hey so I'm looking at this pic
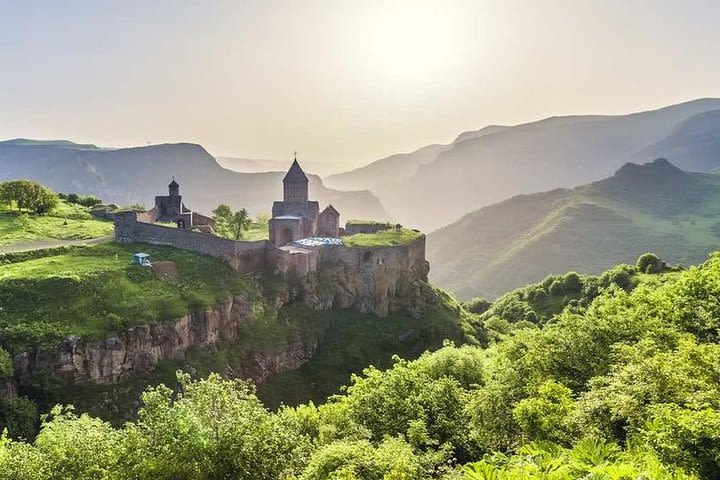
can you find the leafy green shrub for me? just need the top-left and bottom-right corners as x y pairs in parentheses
(0, 348), (12, 378)
(599, 264), (637, 290)
(637, 252), (660, 273)
(548, 279), (564, 296)
(641, 404), (720, 478)
(300, 438), (428, 480)
(563, 272), (583, 293)
(0, 397), (38, 440)
(464, 297), (491, 315)
(513, 379), (576, 444)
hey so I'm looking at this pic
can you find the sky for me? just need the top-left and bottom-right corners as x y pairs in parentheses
(1, 0), (720, 171)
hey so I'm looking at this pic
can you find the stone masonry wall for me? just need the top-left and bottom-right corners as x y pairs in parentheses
(115, 211), (267, 272)
(344, 222), (392, 235)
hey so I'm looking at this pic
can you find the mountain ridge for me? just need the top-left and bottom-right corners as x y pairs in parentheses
(0, 140), (388, 221)
(327, 98), (720, 231)
(427, 158), (720, 299)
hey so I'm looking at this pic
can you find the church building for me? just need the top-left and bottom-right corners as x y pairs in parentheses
(151, 179), (215, 231)
(269, 159), (340, 246)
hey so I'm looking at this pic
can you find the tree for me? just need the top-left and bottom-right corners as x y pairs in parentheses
(213, 204), (252, 240)
(637, 252), (661, 273)
(464, 297), (492, 315)
(0, 180), (58, 214)
(563, 272), (583, 293)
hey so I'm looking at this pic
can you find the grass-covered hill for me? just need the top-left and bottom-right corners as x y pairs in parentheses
(428, 158), (720, 300)
(2, 252), (720, 479)
(0, 243), (254, 353)
(0, 199), (113, 250)
(0, 139), (388, 221)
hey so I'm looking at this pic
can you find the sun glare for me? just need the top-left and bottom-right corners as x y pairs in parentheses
(345, 3), (472, 93)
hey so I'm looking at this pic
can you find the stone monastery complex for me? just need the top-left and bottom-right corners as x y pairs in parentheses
(114, 160), (429, 317)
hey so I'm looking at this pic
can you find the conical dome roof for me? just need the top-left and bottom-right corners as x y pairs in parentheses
(283, 159), (309, 183)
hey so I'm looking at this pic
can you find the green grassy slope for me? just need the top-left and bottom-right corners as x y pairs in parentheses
(428, 159), (720, 299)
(0, 243), (255, 352)
(0, 201), (114, 246)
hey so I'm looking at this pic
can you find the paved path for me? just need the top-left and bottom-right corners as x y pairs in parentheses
(0, 235), (114, 254)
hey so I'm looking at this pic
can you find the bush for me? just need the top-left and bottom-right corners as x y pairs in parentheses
(0, 348), (12, 378)
(636, 253), (660, 273)
(0, 180), (59, 214)
(563, 272), (583, 293)
(464, 297), (491, 315)
(62, 193), (103, 208)
(548, 280), (564, 296)
(0, 397), (38, 440)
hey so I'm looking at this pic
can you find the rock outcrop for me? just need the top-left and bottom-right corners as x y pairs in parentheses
(9, 238), (435, 391)
(300, 236), (436, 318)
(13, 294), (318, 386)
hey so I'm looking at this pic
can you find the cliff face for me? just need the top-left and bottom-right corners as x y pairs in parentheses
(300, 237), (436, 318)
(13, 294), (318, 387)
(9, 238), (435, 391)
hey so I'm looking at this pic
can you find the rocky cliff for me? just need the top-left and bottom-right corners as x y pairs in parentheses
(300, 237), (435, 318)
(8, 238), (435, 396)
(13, 292), (318, 387)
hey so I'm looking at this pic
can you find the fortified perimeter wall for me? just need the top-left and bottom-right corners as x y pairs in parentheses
(114, 211), (267, 273)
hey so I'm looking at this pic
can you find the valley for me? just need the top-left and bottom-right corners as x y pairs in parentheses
(2, 101), (720, 480)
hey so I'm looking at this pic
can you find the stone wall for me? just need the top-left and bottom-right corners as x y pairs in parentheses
(270, 246), (320, 278)
(115, 211), (267, 273)
(344, 222), (392, 235)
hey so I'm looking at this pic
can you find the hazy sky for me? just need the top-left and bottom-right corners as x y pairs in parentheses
(1, 0), (719, 169)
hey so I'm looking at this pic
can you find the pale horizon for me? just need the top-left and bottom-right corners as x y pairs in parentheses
(2, 0), (720, 169)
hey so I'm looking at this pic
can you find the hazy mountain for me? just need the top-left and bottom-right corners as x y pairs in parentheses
(329, 98), (720, 231)
(427, 159), (720, 300)
(324, 124), (513, 193)
(324, 144), (449, 191)
(217, 156), (353, 177)
(0, 139), (388, 221)
(638, 109), (720, 173)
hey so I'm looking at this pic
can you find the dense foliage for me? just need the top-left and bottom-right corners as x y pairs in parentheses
(57, 192), (103, 208)
(212, 203), (253, 240)
(0, 180), (58, 214)
(2, 252), (720, 478)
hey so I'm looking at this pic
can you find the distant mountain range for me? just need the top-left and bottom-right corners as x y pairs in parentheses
(325, 98), (720, 231)
(217, 156), (353, 177)
(0, 139), (387, 221)
(427, 158), (720, 300)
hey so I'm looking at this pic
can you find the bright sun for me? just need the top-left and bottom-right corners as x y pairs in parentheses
(344, 2), (473, 93)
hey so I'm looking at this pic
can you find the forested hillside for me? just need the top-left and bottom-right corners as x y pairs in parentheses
(428, 158), (720, 299)
(2, 252), (719, 479)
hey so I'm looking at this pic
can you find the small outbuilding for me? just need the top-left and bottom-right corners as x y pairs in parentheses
(133, 253), (151, 266)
